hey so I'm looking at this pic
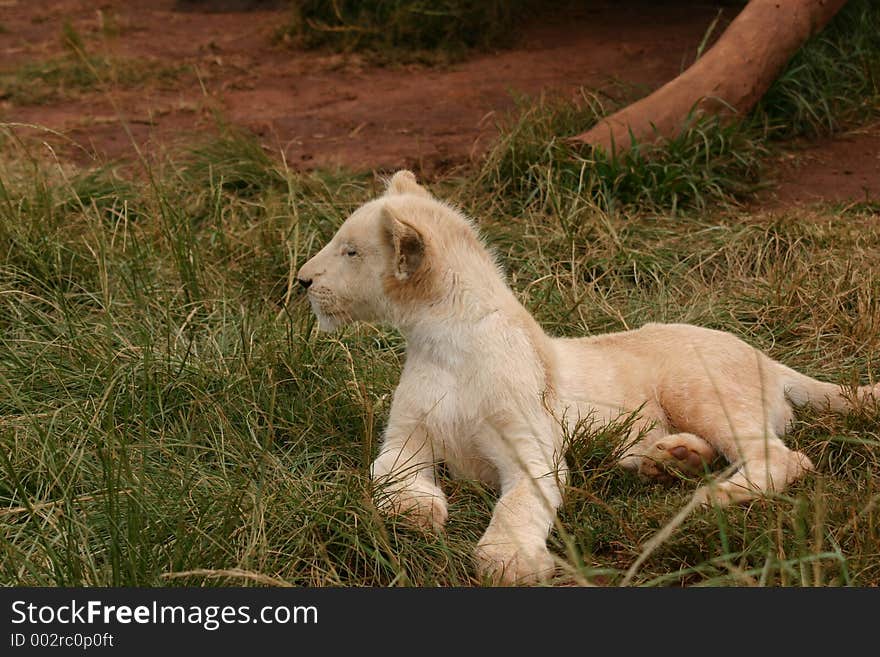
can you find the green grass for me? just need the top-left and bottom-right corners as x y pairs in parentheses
(477, 90), (769, 213)
(1, 126), (878, 587)
(280, 0), (536, 63)
(1, 0), (878, 588)
(756, 0), (880, 137)
(474, 0), (880, 214)
(0, 21), (181, 105)
(0, 55), (181, 105)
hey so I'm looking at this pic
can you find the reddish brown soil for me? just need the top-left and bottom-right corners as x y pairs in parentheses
(1, 0), (877, 207)
(762, 124), (880, 207)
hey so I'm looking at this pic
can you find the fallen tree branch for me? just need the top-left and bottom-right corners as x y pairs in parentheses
(571, 0), (849, 154)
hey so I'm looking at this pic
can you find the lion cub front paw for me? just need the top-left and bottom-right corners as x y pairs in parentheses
(474, 538), (555, 586)
(374, 487), (448, 532)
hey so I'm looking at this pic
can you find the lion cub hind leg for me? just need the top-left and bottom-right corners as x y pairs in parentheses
(658, 360), (814, 505)
(619, 431), (717, 481)
(694, 438), (814, 506)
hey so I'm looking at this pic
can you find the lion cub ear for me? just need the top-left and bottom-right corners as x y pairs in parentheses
(384, 170), (431, 198)
(381, 205), (425, 280)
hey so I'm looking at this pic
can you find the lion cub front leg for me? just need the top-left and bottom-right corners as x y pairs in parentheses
(370, 421), (448, 532)
(474, 417), (565, 585)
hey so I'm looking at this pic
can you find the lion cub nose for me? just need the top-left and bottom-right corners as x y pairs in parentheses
(297, 277), (313, 290)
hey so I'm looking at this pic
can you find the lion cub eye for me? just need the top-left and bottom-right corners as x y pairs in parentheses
(344, 248), (358, 257)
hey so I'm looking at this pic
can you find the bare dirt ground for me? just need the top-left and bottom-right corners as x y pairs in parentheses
(1, 0), (878, 206)
(762, 123), (880, 207)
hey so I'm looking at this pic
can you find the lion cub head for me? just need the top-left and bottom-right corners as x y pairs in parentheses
(296, 170), (447, 331)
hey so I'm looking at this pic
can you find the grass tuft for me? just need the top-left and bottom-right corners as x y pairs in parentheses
(280, 0), (535, 63)
(177, 130), (287, 198)
(477, 90), (767, 214)
(0, 21), (180, 105)
(0, 56), (181, 105)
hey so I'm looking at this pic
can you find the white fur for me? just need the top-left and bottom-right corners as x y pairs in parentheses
(297, 171), (879, 584)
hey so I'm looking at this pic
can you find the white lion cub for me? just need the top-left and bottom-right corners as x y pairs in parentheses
(296, 170), (878, 584)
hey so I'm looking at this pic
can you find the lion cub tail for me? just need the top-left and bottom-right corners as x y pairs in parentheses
(776, 362), (879, 413)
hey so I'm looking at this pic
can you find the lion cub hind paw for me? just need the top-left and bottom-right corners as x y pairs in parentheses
(639, 433), (717, 480)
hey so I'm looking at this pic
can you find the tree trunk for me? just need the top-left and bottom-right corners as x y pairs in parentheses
(571, 0), (849, 154)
